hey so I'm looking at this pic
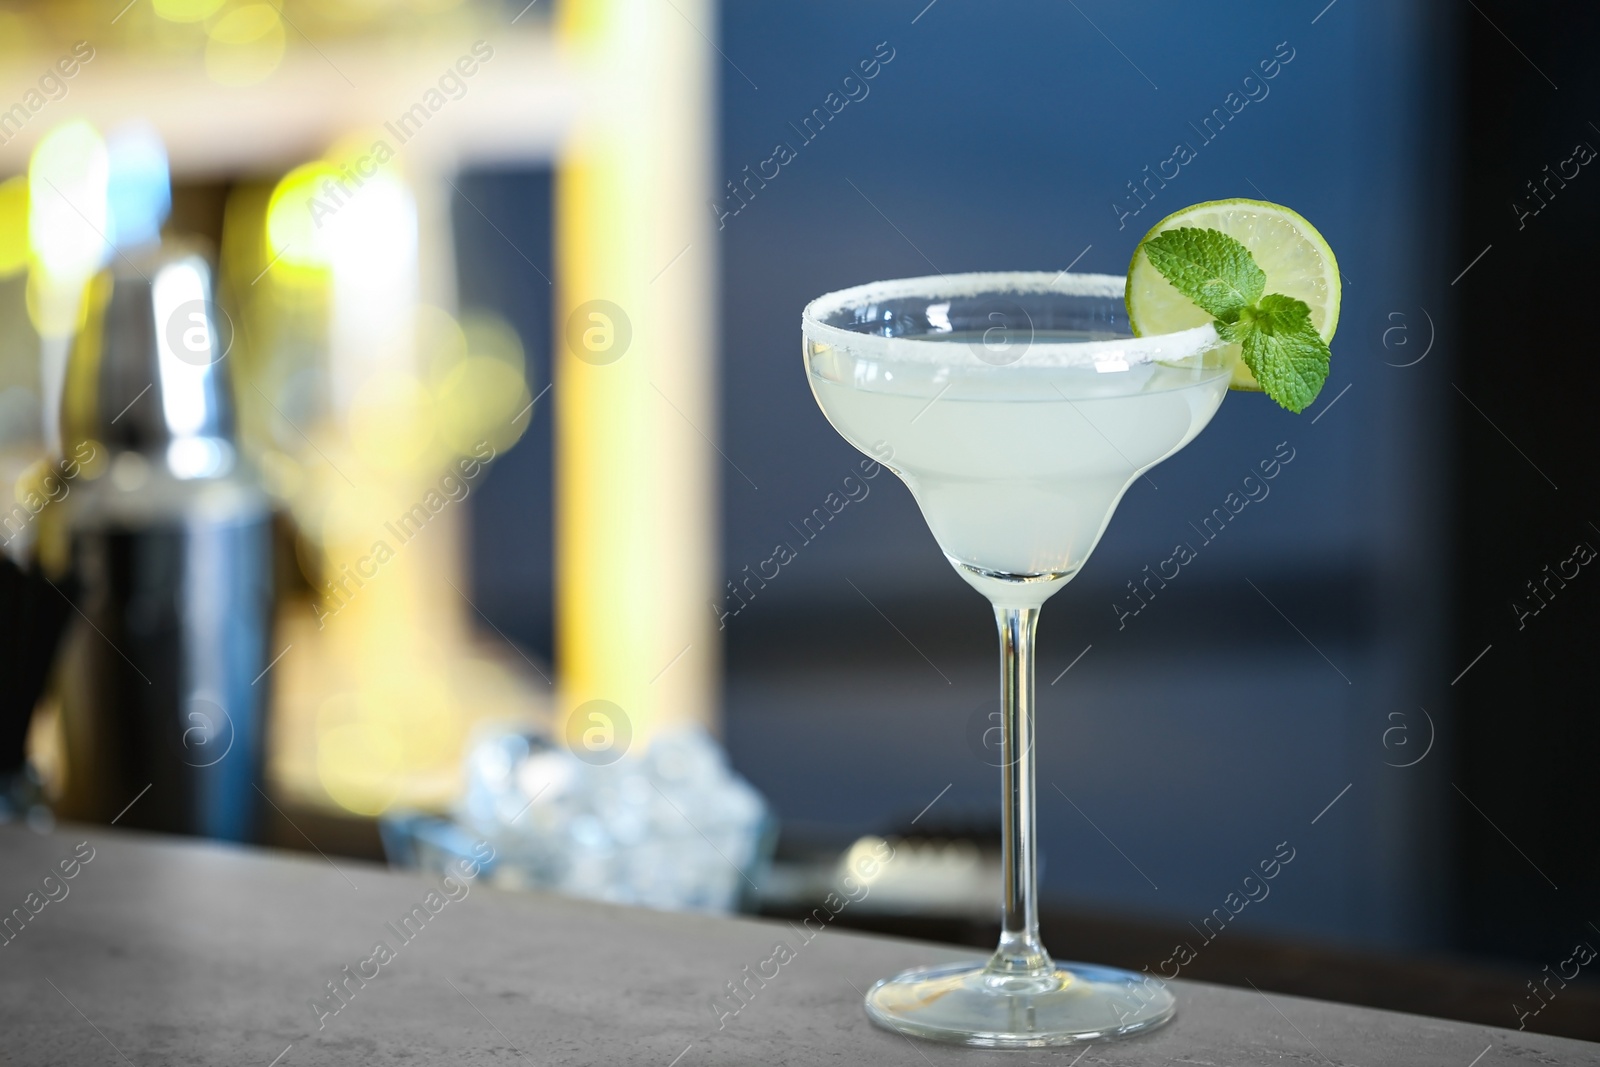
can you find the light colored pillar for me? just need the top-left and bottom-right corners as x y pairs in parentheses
(555, 0), (720, 743)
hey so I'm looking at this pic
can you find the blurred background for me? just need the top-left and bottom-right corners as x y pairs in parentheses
(0, 0), (1595, 1041)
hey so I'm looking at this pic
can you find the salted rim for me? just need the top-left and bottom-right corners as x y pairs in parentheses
(801, 271), (1223, 368)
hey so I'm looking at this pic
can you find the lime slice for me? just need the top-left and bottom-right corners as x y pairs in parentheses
(1125, 198), (1340, 391)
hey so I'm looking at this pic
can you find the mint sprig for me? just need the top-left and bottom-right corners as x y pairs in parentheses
(1141, 227), (1329, 413)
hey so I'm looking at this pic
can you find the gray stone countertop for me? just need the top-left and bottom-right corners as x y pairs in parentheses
(0, 823), (1593, 1066)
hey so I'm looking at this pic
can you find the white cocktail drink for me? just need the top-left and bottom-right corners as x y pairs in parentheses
(806, 274), (1227, 606)
(810, 351), (1227, 602)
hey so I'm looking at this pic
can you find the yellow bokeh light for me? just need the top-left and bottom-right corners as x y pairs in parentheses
(205, 4), (286, 87)
(152, 0), (227, 22)
(13, 459), (55, 508)
(365, 673), (455, 764)
(25, 269), (92, 337)
(317, 481), (404, 550)
(349, 369), (436, 471)
(29, 120), (108, 283)
(316, 720), (402, 815)
(435, 357), (531, 455)
(325, 170), (415, 275)
(416, 304), (468, 387)
(265, 161), (342, 269)
(267, 158), (416, 281)
(434, 311), (535, 453)
(461, 311), (527, 378)
(0, 177), (27, 277)
(209, 3), (283, 46)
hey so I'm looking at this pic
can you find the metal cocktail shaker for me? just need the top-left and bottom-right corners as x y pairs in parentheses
(55, 242), (274, 841)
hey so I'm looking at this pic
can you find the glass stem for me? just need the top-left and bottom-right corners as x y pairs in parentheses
(986, 604), (1054, 978)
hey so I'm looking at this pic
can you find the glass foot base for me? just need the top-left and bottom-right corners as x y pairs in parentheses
(863, 960), (1176, 1048)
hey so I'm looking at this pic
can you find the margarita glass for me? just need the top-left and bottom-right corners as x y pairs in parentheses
(801, 272), (1231, 1047)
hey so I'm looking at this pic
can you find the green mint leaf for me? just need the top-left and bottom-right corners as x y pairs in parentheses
(1140, 227), (1266, 321)
(1219, 293), (1330, 413)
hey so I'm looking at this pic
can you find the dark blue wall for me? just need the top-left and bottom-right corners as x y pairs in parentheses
(711, 0), (1454, 952)
(466, 0), (1459, 953)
